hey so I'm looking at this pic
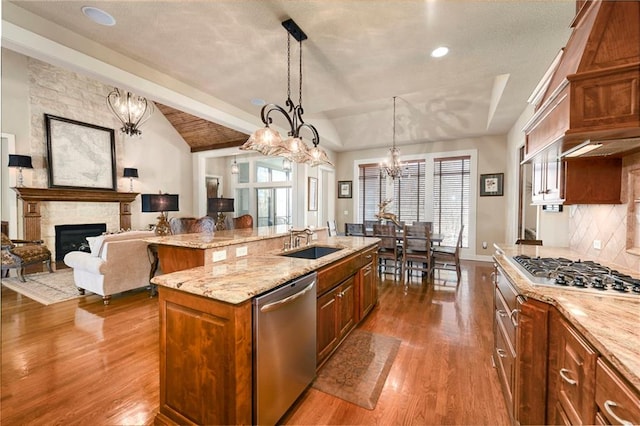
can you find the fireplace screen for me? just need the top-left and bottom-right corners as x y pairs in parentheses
(55, 223), (107, 261)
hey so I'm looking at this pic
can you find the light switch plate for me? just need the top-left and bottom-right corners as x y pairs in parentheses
(236, 246), (248, 257)
(593, 240), (602, 250)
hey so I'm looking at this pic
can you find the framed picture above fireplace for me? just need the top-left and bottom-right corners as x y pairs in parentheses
(45, 114), (116, 190)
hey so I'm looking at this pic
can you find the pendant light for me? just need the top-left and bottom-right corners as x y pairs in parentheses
(106, 88), (154, 137)
(231, 156), (239, 175)
(241, 19), (332, 167)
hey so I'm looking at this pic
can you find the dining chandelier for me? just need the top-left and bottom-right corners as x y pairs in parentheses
(240, 19), (332, 167)
(380, 96), (404, 180)
(106, 88), (154, 137)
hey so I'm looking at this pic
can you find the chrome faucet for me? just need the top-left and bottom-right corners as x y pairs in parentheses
(286, 227), (315, 250)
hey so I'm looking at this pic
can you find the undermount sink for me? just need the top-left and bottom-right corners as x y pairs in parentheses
(279, 245), (342, 259)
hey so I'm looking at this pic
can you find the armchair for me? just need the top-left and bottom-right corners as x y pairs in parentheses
(1, 233), (53, 282)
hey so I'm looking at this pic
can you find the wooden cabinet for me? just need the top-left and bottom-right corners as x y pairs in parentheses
(156, 287), (252, 426)
(547, 309), (598, 425)
(530, 153), (622, 205)
(493, 264), (519, 421)
(531, 152), (561, 204)
(595, 359), (640, 425)
(316, 245), (378, 368)
(317, 274), (356, 366)
(515, 298), (549, 425)
(357, 247), (377, 322)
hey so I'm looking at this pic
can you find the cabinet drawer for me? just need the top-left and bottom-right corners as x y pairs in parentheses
(317, 253), (359, 295)
(495, 286), (516, 347)
(495, 317), (516, 419)
(359, 246), (377, 268)
(595, 359), (640, 425)
(556, 317), (597, 425)
(495, 266), (518, 313)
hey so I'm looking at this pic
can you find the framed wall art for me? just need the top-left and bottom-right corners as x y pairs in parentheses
(308, 177), (318, 211)
(480, 173), (504, 196)
(45, 114), (116, 190)
(338, 180), (352, 199)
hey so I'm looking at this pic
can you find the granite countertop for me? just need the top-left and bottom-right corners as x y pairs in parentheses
(493, 243), (640, 392)
(145, 224), (295, 249)
(151, 235), (379, 305)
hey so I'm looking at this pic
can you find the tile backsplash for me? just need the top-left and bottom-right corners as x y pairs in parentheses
(568, 154), (640, 273)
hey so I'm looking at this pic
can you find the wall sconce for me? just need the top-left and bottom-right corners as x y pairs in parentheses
(207, 197), (234, 231)
(142, 193), (179, 236)
(123, 167), (138, 192)
(8, 154), (33, 187)
(231, 157), (239, 175)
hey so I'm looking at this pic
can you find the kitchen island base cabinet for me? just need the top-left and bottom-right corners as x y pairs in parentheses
(316, 276), (355, 366)
(547, 309), (597, 426)
(155, 287), (252, 426)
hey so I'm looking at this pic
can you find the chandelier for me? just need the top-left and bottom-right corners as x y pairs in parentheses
(107, 88), (154, 137)
(240, 19), (332, 167)
(380, 96), (404, 180)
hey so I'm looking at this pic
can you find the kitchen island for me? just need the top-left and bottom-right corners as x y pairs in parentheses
(149, 227), (380, 425)
(492, 244), (639, 425)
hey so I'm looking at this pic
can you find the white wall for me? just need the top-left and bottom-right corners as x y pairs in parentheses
(0, 49), (193, 234)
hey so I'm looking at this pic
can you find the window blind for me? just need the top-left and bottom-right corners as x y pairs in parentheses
(433, 156), (470, 247)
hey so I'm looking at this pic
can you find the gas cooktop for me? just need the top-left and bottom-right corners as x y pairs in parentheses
(511, 255), (640, 298)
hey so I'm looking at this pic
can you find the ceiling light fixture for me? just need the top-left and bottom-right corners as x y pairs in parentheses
(106, 88), (154, 137)
(240, 19), (332, 167)
(380, 96), (404, 180)
(81, 6), (116, 26)
(231, 156), (239, 175)
(431, 46), (449, 58)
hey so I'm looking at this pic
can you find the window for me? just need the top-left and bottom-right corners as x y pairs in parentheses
(432, 156), (470, 247)
(357, 160), (425, 223)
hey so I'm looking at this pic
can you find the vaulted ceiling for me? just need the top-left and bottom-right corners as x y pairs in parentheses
(3, 1), (575, 153)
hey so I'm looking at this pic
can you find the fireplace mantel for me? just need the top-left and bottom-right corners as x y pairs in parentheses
(12, 187), (139, 241)
(13, 187), (138, 203)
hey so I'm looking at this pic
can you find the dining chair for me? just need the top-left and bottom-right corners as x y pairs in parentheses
(345, 223), (365, 236)
(233, 214), (254, 229)
(431, 225), (464, 282)
(412, 221), (432, 232)
(373, 224), (401, 278)
(402, 224), (431, 282)
(327, 220), (338, 236)
(364, 220), (379, 236)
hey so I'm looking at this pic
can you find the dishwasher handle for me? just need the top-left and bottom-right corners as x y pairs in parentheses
(260, 281), (315, 313)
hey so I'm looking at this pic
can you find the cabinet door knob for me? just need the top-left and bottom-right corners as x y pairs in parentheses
(559, 368), (577, 385)
(604, 400), (633, 426)
(496, 348), (507, 358)
(497, 310), (507, 318)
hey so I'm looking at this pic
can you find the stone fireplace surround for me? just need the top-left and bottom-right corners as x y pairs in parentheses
(13, 187), (138, 261)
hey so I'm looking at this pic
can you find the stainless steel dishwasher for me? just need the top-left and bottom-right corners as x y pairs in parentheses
(253, 272), (317, 426)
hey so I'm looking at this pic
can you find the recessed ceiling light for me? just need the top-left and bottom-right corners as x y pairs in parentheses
(251, 98), (266, 106)
(81, 6), (116, 26)
(431, 46), (449, 58)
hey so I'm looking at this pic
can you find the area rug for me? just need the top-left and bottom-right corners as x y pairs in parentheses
(1, 269), (83, 305)
(312, 329), (401, 410)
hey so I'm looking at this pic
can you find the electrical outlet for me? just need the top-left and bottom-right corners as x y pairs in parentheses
(212, 250), (227, 262)
(235, 246), (247, 257)
(482, 241), (488, 249)
(343, 210), (349, 216)
(593, 240), (602, 250)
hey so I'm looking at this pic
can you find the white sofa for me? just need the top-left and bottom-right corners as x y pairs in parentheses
(64, 230), (155, 305)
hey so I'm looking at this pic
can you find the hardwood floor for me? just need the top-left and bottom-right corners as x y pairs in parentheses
(1, 261), (509, 425)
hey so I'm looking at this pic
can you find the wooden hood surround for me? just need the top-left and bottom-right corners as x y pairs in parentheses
(12, 187), (138, 242)
(523, 0), (640, 161)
